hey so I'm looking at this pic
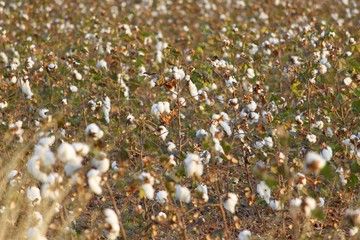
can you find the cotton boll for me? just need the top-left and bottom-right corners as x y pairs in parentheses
(184, 153), (203, 177)
(238, 230), (251, 240)
(85, 123), (104, 141)
(213, 138), (225, 155)
(158, 126), (168, 141)
(173, 67), (185, 80)
(306, 134), (317, 143)
(28, 227), (47, 240)
(349, 227), (359, 237)
(27, 186), (42, 206)
(166, 141), (176, 153)
(246, 68), (255, 79)
(270, 200), (282, 211)
(196, 184), (209, 202)
(19, 78), (34, 99)
(321, 146), (333, 161)
(141, 183), (155, 200)
(72, 142), (90, 156)
(57, 142), (76, 163)
(87, 169), (102, 195)
(264, 137), (273, 148)
(343, 77), (352, 86)
(319, 64), (327, 74)
(302, 197), (317, 217)
(294, 173), (307, 190)
(175, 184), (191, 203)
(156, 212), (167, 221)
(70, 85), (78, 93)
(155, 190), (168, 204)
(102, 96), (111, 124)
(257, 181), (271, 204)
(91, 153), (110, 174)
(72, 70), (82, 80)
(96, 59), (108, 70)
(188, 80), (199, 100)
(219, 120), (232, 136)
(305, 151), (326, 172)
(103, 209), (120, 240)
(0, 101), (8, 110)
(317, 197), (325, 207)
(223, 193), (238, 213)
(254, 140), (265, 149)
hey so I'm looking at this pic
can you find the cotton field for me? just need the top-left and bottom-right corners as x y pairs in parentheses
(0, 0), (359, 239)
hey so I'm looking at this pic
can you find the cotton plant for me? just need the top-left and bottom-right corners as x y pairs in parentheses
(139, 172), (155, 200)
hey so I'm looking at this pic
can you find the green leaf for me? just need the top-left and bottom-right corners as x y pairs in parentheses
(320, 164), (335, 180)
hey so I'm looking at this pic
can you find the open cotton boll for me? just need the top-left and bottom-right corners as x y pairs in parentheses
(305, 151), (326, 173)
(213, 138), (225, 155)
(87, 169), (102, 195)
(91, 152), (110, 174)
(188, 80), (199, 100)
(264, 137), (274, 148)
(270, 200), (282, 211)
(27, 186), (42, 206)
(306, 134), (317, 143)
(9, 120), (24, 143)
(19, 78), (34, 99)
(302, 197), (317, 217)
(173, 67), (185, 80)
(223, 193), (238, 213)
(196, 184), (209, 202)
(85, 123), (104, 141)
(254, 140), (265, 149)
(166, 141), (176, 153)
(72, 69), (82, 80)
(141, 183), (155, 200)
(34, 145), (56, 167)
(219, 120), (232, 136)
(70, 85), (78, 93)
(257, 181), (271, 204)
(184, 153), (204, 177)
(158, 126), (168, 141)
(96, 59), (108, 70)
(57, 142), (77, 163)
(102, 96), (111, 124)
(28, 155), (50, 183)
(155, 190), (168, 204)
(41, 173), (62, 200)
(64, 156), (83, 176)
(72, 142), (90, 156)
(247, 101), (257, 111)
(321, 146), (333, 161)
(103, 209), (120, 240)
(175, 184), (191, 203)
(238, 230), (251, 240)
(28, 227), (47, 240)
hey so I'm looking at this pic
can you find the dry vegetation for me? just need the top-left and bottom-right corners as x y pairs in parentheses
(0, 0), (359, 239)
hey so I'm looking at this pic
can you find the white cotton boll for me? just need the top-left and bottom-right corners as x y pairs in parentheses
(157, 212), (167, 221)
(27, 155), (49, 183)
(317, 197), (325, 207)
(321, 146), (333, 161)
(254, 140), (265, 149)
(64, 156), (83, 176)
(213, 138), (225, 155)
(141, 183), (155, 200)
(175, 184), (191, 203)
(96, 59), (108, 70)
(326, 127), (334, 137)
(349, 227), (359, 236)
(173, 67), (185, 80)
(303, 197), (317, 217)
(343, 77), (352, 86)
(111, 161), (118, 171)
(290, 198), (302, 208)
(200, 150), (211, 164)
(184, 153), (204, 177)
(26, 186), (42, 205)
(163, 102), (171, 114)
(305, 151), (326, 172)
(34, 145), (56, 167)
(257, 181), (271, 204)
(188, 80), (199, 100)
(166, 142), (176, 153)
(178, 97), (186, 107)
(9, 120), (24, 142)
(223, 193), (238, 213)
(72, 142), (90, 156)
(70, 85), (78, 93)
(28, 227), (47, 240)
(306, 134), (317, 143)
(7, 170), (19, 186)
(319, 64), (327, 74)
(91, 156), (110, 174)
(196, 184), (209, 202)
(38, 136), (55, 148)
(295, 115), (303, 125)
(246, 68), (255, 79)
(219, 120), (232, 136)
(167, 155), (177, 166)
(85, 123), (104, 140)
(155, 191), (168, 204)
(0, 101), (8, 109)
(19, 78), (34, 99)
(57, 142), (76, 163)
(158, 126), (168, 141)
(72, 70), (82, 80)
(234, 129), (246, 139)
(248, 112), (259, 124)
(294, 172), (307, 190)
(264, 137), (274, 148)
(196, 129), (208, 139)
(104, 209), (120, 240)
(312, 120), (324, 129)
(102, 96), (111, 124)
(238, 230), (251, 240)
(87, 169), (102, 195)
(270, 200), (282, 211)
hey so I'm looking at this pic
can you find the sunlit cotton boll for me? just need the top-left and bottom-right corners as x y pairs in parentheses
(246, 68), (255, 79)
(306, 134), (317, 143)
(166, 141), (176, 153)
(19, 78), (34, 99)
(91, 153), (110, 174)
(87, 169), (102, 195)
(139, 172), (155, 200)
(302, 197), (317, 217)
(196, 184), (209, 202)
(184, 153), (204, 177)
(305, 151), (326, 173)
(158, 125), (168, 141)
(103, 209), (120, 240)
(188, 80), (199, 100)
(238, 230), (251, 240)
(96, 59), (108, 70)
(257, 181), (271, 204)
(102, 96), (111, 124)
(321, 146), (333, 161)
(223, 193), (238, 213)
(270, 200), (282, 211)
(57, 142), (77, 163)
(85, 123), (104, 141)
(246, 101), (257, 111)
(175, 184), (191, 203)
(155, 190), (168, 204)
(27, 186), (42, 206)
